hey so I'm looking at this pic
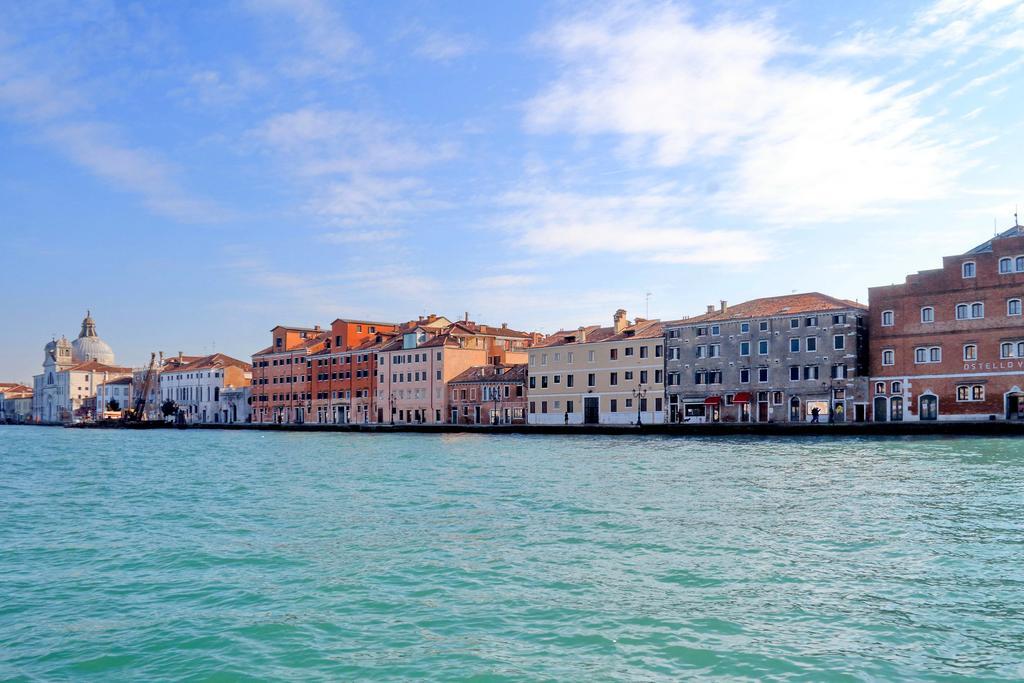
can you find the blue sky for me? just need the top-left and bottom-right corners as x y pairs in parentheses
(2, 0), (1023, 382)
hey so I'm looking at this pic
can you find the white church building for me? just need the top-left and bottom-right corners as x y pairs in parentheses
(32, 312), (131, 423)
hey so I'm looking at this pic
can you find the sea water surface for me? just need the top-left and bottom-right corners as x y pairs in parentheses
(1, 426), (1023, 681)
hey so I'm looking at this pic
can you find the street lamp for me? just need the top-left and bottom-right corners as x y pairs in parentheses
(389, 392), (396, 425)
(633, 385), (648, 425)
(488, 381), (503, 425)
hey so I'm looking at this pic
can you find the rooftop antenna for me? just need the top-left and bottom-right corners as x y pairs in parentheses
(645, 292), (652, 318)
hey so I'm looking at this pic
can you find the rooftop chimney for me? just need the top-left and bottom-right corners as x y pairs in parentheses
(464, 311), (470, 322)
(578, 325), (588, 343)
(706, 305), (715, 314)
(613, 309), (628, 333)
(720, 300), (728, 313)
(178, 351), (183, 362)
(502, 322), (508, 329)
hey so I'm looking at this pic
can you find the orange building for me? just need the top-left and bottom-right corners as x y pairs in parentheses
(251, 325), (326, 424)
(309, 318), (400, 424)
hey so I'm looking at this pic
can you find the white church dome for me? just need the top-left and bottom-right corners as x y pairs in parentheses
(71, 312), (116, 365)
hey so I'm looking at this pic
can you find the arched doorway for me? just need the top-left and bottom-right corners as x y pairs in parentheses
(890, 397), (903, 422)
(789, 397), (801, 422)
(1006, 388), (1024, 419)
(873, 396), (888, 422)
(919, 394), (938, 421)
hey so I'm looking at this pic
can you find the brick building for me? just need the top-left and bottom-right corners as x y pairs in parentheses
(448, 364), (527, 424)
(250, 325), (326, 424)
(665, 294), (869, 423)
(309, 318), (400, 425)
(868, 222), (1024, 421)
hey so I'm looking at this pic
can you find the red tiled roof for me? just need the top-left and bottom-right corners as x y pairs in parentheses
(537, 320), (664, 348)
(671, 292), (867, 325)
(449, 364), (527, 384)
(162, 353), (252, 374)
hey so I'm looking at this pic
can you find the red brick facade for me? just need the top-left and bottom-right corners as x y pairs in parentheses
(251, 325), (325, 424)
(868, 226), (1024, 421)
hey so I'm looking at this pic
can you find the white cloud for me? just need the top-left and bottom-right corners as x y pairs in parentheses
(255, 107), (454, 175)
(527, 3), (962, 223)
(502, 186), (767, 265)
(0, 31), (223, 222)
(245, 0), (359, 78)
(254, 108), (454, 227)
(413, 31), (478, 62)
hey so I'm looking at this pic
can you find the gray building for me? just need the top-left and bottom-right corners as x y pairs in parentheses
(665, 293), (869, 424)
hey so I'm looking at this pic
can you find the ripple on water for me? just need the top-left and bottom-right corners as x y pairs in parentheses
(1, 428), (1023, 680)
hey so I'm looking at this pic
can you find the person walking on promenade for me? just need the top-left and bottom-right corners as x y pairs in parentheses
(811, 407), (820, 423)
(564, 411), (569, 425)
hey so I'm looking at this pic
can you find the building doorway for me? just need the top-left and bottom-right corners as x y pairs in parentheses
(890, 397), (904, 421)
(789, 397), (801, 422)
(1006, 391), (1024, 419)
(757, 401), (769, 422)
(919, 394), (938, 421)
(873, 396), (888, 422)
(474, 405), (481, 424)
(583, 396), (599, 424)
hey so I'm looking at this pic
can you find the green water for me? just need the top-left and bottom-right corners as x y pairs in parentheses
(1, 427), (1023, 681)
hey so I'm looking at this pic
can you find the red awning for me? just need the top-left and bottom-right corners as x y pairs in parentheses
(704, 396), (721, 406)
(733, 392), (752, 403)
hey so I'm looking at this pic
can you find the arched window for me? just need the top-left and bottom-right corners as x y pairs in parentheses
(962, 261), (976, 278)
(963, 344), (977, 361)
(956, 304), (969, 320)
(1009, 299), (1022, 316)
(921, 306), (934, 323)
(1018, 342), (1024, 358)
(875, 382), (886, 394)
(1001, 342), (1013, 358)
(882, 349), (895, 366)
(972, 302), (984, 318)
(881, 310), (894, 326)
(1017, 256), (1024, 272)
(1000, 258), (1013, 273)
(891, 380), (902, 393)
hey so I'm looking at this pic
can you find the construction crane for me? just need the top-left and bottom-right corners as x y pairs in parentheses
(126, 352), (160, 422)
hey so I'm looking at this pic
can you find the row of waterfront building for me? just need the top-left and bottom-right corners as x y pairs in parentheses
(9, 222), (1024, 426)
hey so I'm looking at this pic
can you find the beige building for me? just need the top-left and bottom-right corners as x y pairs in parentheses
(528, 310), (665, 425)
(374, 315), (534, 424)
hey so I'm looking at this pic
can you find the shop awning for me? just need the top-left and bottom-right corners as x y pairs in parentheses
(704, 396), (721, 406)
(733, 392), (752, 403)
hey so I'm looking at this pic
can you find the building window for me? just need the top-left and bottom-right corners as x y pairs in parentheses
(972, 302), (984, 318)
(740, 322), (750, 333)
(915, 346), (941, 363)
(1009, 299), (1022, 316)
(587, 373), (596, 387)
(758, 367), (768, 382)
(875, 381), (886, 394)
(882, 349), (895, 366)
(833, 334), (845, 351)
(964, 344), (978, 361)
(759, 321), (769, 331)
(831, 364), (846, 379)
(758, 340), (769, 355)
(789, 366), (800, 381)
(790, 338), (800, 352)
(790, 318), (800, 329)
(610, 399), (618, 412)
(640, 346), (649, 358)
(921, 307), (934, 323)
(711, 325), (720, 336)
(740, 341), (750, 356)
(566, 374), (574, 388)
(805, 316), (818, 327)
(833, 314), (847, 325)
(803, 366), (819, 380)
(956, 304), (969, 320)
(709, 344), (721, 358)
(891, 381), (902, 393)
(1000, 257), (1012, 274)
(957, 385), (985, 402)
(588, 351), (595, 362)
(806, 337), (817, 352)
(610, 348), (618, 360)
(696, 345), (706, 359)
(610, 372), (618, 386)
(962, 261), (976, 278)
(881, 310), (894, 327)
(740, 368), (750, 383)
(567, 352), (574, 363)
